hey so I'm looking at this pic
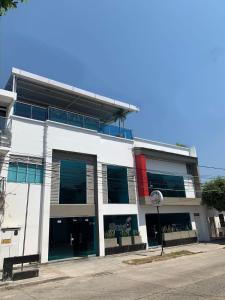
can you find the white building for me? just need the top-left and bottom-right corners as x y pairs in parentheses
(0, 68), (212, 266)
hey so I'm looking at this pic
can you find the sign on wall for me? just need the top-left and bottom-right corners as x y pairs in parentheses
(150, 190), (164, 207)
(1, 239), (11, 244)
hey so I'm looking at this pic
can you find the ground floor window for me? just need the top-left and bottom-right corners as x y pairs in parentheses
(219, 214), (225, 227)
(48, 217), (96, 261)
(104, 215), (138, 241)
(145, 213), (192, 246)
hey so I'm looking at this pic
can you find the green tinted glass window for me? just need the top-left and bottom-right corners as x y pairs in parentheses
(27, 164), (36, 183)
(60, 160), (86, 204)
(147, 173), (186, 197)
(107, 165), (129, 203)
(17, 163), (27, 183)
(8, 163), (17, 182)
(8, 162), (43, 184)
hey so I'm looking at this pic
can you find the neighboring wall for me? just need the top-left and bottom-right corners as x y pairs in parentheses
(134, 137), (196, 157)
(2, 183), (42, 255)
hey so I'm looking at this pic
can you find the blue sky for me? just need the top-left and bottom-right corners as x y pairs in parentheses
(1, 0), (225, 179)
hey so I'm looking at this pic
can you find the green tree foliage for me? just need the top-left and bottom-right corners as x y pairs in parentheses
(202, 177), (225, 211)
(0, 0), (26, 16)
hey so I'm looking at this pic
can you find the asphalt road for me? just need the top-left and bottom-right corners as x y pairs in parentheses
(1, 245), (225, 299)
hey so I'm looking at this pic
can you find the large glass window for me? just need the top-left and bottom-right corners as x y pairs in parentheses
(7, 162), (43, 184)
(104, 215), (138, 238)
(107, 165), (129, 203)
(146, 213), (192, 246)
(147, 173), (186, 197)
(59, 160), (87, 204)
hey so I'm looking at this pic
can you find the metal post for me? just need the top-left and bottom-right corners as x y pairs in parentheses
(156, 206), (164, 256)
(21, 183), (30, 271)
(12, 75), (17, 93)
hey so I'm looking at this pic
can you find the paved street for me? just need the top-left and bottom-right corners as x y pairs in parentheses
(1, 243), (225, 299)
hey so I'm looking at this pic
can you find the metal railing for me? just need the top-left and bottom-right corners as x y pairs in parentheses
(14, 102), (133, 140)
(0, 177), (6, 211)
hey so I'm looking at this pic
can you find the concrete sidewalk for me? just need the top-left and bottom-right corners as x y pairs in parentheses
(1, 242), (224, 290)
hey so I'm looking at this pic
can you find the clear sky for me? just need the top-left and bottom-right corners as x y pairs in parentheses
(1, 0), (225, 179)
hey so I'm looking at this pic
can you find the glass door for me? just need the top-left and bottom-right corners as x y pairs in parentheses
(49, 217), (96, 261)
(72, 217), (96, 256)
(145, 214), (160, 247)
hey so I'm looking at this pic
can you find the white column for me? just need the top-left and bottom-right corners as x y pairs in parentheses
(39, 124), (52, 263)
(137, 204), (148, 245)
(190, 212), (196, 230)
(97, 162), (105, 256)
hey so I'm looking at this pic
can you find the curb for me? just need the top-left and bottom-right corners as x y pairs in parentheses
(0, 276), (71, 290)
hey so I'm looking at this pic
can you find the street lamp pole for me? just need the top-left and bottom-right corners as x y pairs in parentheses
(150, 190), (164, 256)
(156, 205), (164, 256)
(21, 183), (30, 271)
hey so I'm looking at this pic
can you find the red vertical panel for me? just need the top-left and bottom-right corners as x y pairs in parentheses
(135, 154), (149, 197)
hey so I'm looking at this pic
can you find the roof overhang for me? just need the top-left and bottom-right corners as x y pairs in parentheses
(134, 147), (198, 164)
(6, 68), (139, 123)
(0, 89), (16, 107)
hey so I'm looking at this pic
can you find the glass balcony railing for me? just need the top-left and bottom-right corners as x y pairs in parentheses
(13, 102), (133, 140)
(0, 116), (12, 148)
(0, 116), (11, 135)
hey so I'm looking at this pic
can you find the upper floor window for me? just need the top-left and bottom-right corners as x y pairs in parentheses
(59, 160), (86, 204)
(147, 173), (186, 198)
(8, 162), (43, 184)
(107, 165), (129, 204)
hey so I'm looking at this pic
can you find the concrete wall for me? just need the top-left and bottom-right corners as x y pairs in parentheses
(134, 137), (197, 157)
(11, 117), (44, 157)
(0, 182), (42, 266)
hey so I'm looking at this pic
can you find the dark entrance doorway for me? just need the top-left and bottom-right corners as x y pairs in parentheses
(145, 213), (192, 247)
(0, 109), (6, 118)
(48, 217), (96, 261)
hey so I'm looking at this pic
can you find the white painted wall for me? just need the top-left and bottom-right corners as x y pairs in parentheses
(40, 121), (136, 261)
(134, 137), (196, 157)
(7, 117), (138, 262)
(0, 182), (42, 268)
(11, 117), (44, 157)
(3, 116), (209, 262)
(102, 204), (138, 215)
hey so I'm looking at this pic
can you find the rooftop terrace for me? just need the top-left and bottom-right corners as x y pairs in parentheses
(6, 68), (139, 123)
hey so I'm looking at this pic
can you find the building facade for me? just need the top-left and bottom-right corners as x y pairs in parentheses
(0, 68), (213, 266)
